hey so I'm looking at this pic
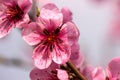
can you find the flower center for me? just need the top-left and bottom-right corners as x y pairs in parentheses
(43, 28), (60, 43)
(42, 28), (63, 52)
(47, 35), (55, 42)
(6, 4), (24, 21)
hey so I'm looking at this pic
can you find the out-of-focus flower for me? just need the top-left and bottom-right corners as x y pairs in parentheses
(0, 0), (32, 38)
(92, 67), (105, 80)
(84, 57), (120, 80)
(30, 62), (59, 80)
(88, 0), (108, 6)
(106, 57), (120, 80)
(82, 65), (94, 80)
(30, 62), (68, 80)
(82, 66), (105, 80)
(22, 3), (79, 69)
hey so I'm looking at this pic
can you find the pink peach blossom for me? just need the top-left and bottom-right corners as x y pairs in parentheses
(82, 66), (105, 80)
(106, 57), (120, 80)
(90, 57), (120, 80)
(30, 67), (69, 80)
(30, 62), (68, 80)
(0, 0), (32, 38)
(22, 3), (79, 69)
(30, 62), (59, 80)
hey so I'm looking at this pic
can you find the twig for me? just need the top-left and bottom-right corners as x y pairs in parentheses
(67, 60), (87, 80)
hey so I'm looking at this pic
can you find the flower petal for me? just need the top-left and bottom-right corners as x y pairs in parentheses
(0, 26), (12, 38)
(0, 17), (13, 38)
(107, 57), (120, 79)
(70, 42), (84, 67)
(82, 65), (94, 80)
(16, 14), (30, 28)
(57, 69), (68, 80)
(30, 62), (59, 80)
(92, 67), (105, 80)
(52, 43), (71, 64)
(22, 22), (44, 46)
(33, 44), (52, 69)
(61, 22), (80, 46)
(61, 7), (72, 23)
(18, 0), (32, 13)
(40, 3), (63, 30)
(30, 68), (58, 80)
(70, 42), (80, 60)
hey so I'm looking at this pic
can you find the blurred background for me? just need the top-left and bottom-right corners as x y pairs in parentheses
(0, 0), (120, 80)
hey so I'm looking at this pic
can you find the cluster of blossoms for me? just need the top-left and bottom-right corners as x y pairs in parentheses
(0, 0), (120, 80)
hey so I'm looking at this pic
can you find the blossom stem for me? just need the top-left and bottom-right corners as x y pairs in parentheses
(67, 61), (87, 80)
(29, 0), (37, 21)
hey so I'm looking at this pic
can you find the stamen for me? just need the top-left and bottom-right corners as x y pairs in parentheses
(43, 29), (49, 35)
(51, 70), (57, 74)
(50, 44), (54, 52)
(6, 4), (24, 21)
(54, 27), (60, 34)
(105, 77), (109, 80)
(47, 35), (55, 42)
(56, 38), (63, 43)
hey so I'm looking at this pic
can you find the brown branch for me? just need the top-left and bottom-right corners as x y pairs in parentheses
(67, 61), (87, 80)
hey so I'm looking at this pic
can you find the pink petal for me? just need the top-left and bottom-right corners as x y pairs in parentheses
(33, 44), (52, 69)
(0, 17), (13, 38)
(18, 0), (32, 13)
(2, 0), (19, 8)
(70, 42), (80, 60)
(22, 22), (44, 46)
(82, 65), (94, 80)
(92, 67), (105, 80)
(70, 42), (84, 67)
(0, 0), (13, 3)
(48, 62), (59, 70)
(30, 62), (59, 80)
(107, 57), (120, 79)
(0, 25), (12, 38)
(61, 7), (72, 23)
(52, 43), (71, 64)
(30, 68), (57, 80)
(30, 68), (50, 80)
(40, 3), (63, 30)
(16, 14), (30, 28)
(60, 22), (80, 46)
(57, 69), (68, 80)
